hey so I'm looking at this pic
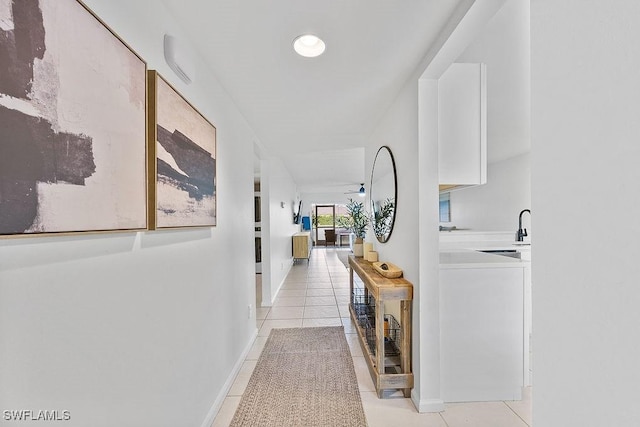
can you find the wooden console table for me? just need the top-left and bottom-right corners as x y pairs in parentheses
(348, 255), (413, 398)
(292, 232), (311, 262)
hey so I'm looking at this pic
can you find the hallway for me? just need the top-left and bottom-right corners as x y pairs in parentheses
(213, 248), (531, 426)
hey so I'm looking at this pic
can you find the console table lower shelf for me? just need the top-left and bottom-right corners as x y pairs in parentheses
(348, 255), (413, 398)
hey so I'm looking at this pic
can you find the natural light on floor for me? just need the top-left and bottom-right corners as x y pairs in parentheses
(213, 247), (532, 427)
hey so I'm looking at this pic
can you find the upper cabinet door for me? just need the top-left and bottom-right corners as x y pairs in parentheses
(438, 63), (487, 188)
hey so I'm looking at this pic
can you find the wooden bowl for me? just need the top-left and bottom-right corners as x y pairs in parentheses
(372, 261), (403, 279)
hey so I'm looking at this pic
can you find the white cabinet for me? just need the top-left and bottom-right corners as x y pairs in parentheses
(438, 63), (487, 189)
(440, 265), (524, 402)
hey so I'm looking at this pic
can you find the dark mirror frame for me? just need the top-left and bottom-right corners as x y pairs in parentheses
(370, 145), (398, 243)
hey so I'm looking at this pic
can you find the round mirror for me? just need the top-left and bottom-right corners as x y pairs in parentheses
(370, 146), (397, 243)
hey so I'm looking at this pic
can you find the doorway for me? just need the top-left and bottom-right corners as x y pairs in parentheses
(314, 204), (335, 246)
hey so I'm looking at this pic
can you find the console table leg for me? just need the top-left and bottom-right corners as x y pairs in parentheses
(376, 298), (385, 397)
(349, 266), (354, 302)
(401, 299), (412, 398)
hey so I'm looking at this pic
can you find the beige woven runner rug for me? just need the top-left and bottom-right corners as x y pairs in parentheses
(230, 326), (368, 427)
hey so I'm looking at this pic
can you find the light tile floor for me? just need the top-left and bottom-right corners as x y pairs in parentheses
(214, 247), (532, 427)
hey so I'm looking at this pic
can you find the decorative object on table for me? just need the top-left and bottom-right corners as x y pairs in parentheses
(363, 242), (374, 259)
(370, 146), (398, 243)
(0, 0), (147, 236)
(147, 71), (216, 229)
(338, 198), (368, 257)
(372, 261), (403, 278)
(354, 243), (364, 257)
(366, 251), (379, 262)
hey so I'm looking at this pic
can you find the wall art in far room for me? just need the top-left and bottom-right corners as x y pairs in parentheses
(147, 71), (216, 229)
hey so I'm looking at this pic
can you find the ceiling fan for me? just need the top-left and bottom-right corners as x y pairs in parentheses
(344, 183), (366, 198)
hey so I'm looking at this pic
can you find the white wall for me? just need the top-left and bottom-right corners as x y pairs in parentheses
(367, 80), (420, 279)
(532, 1), (640, 426)
(406, 0), (511, 412)
(366, 72), (442, 410)
(0, 2), (257, 427)
(259, 157), (299, 306)
(417, 78), (445, 411)
(448, 153), (531, 232)
(363, 0), (510, 413)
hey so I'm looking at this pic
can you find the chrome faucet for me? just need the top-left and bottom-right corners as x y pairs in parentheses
(516, 209), (531, 242)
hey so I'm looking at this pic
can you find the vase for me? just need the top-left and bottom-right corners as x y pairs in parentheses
(353, 237), (364, 257)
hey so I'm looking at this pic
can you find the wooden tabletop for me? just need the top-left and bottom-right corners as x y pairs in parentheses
(349, 255), (413, 301)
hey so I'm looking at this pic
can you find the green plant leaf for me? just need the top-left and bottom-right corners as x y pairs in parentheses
(337, 198), (368, 239)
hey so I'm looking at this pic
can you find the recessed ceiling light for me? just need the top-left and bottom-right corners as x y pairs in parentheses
(293, 34), (326, 58)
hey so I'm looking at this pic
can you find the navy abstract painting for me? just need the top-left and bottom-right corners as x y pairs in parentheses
(151, 73), (216, 228)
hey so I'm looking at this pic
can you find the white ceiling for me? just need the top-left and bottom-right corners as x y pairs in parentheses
(282, 147), (366, 194)
(161, 1), (529, 196)
(160, 0), (466, 194)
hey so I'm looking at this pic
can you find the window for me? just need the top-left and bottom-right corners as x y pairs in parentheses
(439, 193), (451, 223)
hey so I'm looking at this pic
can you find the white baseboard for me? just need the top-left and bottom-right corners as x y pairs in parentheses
(411, 390), (445, 413)
(270, 259), (294, 304)
(199, 328), (259, 427)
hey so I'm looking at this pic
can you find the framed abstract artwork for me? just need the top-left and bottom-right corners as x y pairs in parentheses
(147, 71), (216, 229)
(0, 0), (147, 236)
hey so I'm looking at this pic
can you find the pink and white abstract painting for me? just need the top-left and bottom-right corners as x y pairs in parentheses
(0, 0), (147, 235)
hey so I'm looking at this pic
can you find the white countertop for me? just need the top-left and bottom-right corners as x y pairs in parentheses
(440, 250), (527, 269)
(440, 240), (531, 252)
(439, 231), (531, 268)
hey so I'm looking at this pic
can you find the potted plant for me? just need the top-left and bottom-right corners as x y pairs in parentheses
(338, 198), (368, 257)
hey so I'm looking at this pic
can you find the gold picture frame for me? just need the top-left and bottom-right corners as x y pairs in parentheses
(147, 71), (217, 230)
(0, 0), (148, 237)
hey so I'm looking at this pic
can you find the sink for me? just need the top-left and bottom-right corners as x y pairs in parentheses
(479, 249), (522, 259)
